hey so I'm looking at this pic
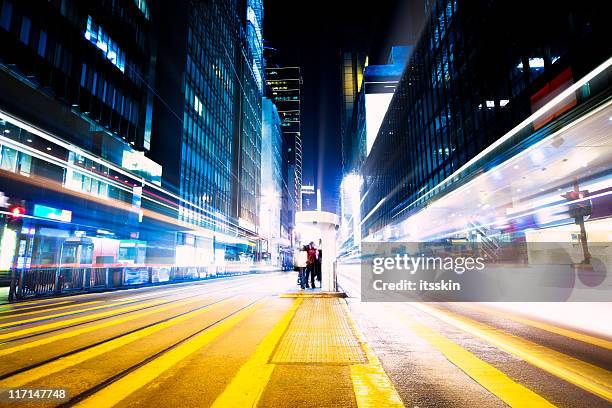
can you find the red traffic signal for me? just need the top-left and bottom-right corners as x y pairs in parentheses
(9, 205), (25, 218)
(561, 190), (591, 219)
(561, 190), (588, 201)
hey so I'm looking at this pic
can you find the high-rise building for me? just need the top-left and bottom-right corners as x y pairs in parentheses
(231, 0), (263, 240)
(265, 66), (302, 218)
(151, 0), (263, 265)
(340, 50), (366, 175)
(0, 0), (162, 271)
(361, 46), (409, 163)
(261, 97), (284, 265)
(301, 184), (317, 211)
(338, 46), (409, 252)
(361, 0), (612, 241)
(341, 46), (410, 176)
(0, 0), (269, 291)
(0, 0), (157, 153)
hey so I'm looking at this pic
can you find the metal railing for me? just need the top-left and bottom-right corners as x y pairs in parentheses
(8, 264), (271, 301)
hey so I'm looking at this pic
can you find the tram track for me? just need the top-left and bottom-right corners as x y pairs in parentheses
(0, 277), (258, 343)
(54, 296), (265, 407)
(0, 291), (245, 381)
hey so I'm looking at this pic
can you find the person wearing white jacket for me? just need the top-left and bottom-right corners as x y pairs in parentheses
(295, 245), (308, 289)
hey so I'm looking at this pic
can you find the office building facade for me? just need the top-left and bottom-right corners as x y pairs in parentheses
(341, 46), (410, 176)
(338, 46), (409, 252)
(265, 66), (302, 217)
(301, 183), (317, 211)
(0, 0), (163, 276)
(0, 0), (156, 153)
(340, 49), (367, 176)
(261, 97), (285, 265)
(361, 0), (612, 240)
(151, 0), (263, 265)
(232, 0), (263, 235)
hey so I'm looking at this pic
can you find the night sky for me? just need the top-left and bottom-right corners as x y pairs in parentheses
(263, 0), (423, 212)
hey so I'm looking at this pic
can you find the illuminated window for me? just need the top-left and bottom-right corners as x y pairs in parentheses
(0, 1), (12, 31)
(84, 16), (126, 72)
(528, 57), (545, 69)
(38, 30), (47, 57)
(516, 57), (545, 71)
(133, 0), (149, 19)
(19, 16), (30, 44)
(194, 95), (203, 116)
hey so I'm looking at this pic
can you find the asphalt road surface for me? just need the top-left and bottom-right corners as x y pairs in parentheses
(0, 269), (609, 407)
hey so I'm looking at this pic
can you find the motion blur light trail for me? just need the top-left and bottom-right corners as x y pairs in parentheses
(363, 94), (612, 243)
(0, 109), (255, 240)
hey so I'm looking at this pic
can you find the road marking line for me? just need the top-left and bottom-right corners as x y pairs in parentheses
(0, 301), (74, 315)
(394, 307), (555, 407)
(210, 298), (302, 408)
(0, 297), (71, 308)
(412, 303), (612, 402)
(0, 297), (207, 357)
(0, 301), (99, 320)
(73, 300), (263, 408)
(109, 285), (203, 302)
(0, 298), (174, 341)
(343, 301), (404, 408)
(108, 275), (259, 302)
(0, 301), (126, 329)
(0, 298), (236, 388)
(459, 303), (612, 351)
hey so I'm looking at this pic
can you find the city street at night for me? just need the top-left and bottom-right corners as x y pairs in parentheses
(1, 0), (611, 406)
(0, 271), (609, 407)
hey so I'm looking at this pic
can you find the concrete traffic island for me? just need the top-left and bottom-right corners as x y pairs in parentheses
(280, 291), (347, 298)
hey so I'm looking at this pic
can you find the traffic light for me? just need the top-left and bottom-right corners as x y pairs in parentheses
(8, 205), (25, 219)
(561, 190), (592, 220)
(6, 203), (26, 230)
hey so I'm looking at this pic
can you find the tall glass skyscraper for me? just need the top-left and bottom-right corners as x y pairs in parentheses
(0, 0), (162, 271)
(152, 0), (263, 264)
(261, 97), (284, 265)
(361, 0), (612, 240)
(232, 0), (263, 234)
(341, 50), (366, 175)
(265, 66), (302, 216)
(0, 0), (157, 153)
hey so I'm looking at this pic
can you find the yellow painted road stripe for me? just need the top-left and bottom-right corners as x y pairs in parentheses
(343, 301), (404, 408)
(0, 297), (72, 308)
(412, 303), (612, 402)
(0, 298), (236, 388)
(210, 298), (302, 408)
(0, 297), (208, 357)
(0, 301), (100, 320)
(0, 301), (74, 316)
(394, 307), (554, 407)
(74, 300), (263, 408)
(459, 303), (612, 351)
(0, 298), (173, 341)
(0, 300), (125, 329)
(108, 284), (212, 302)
